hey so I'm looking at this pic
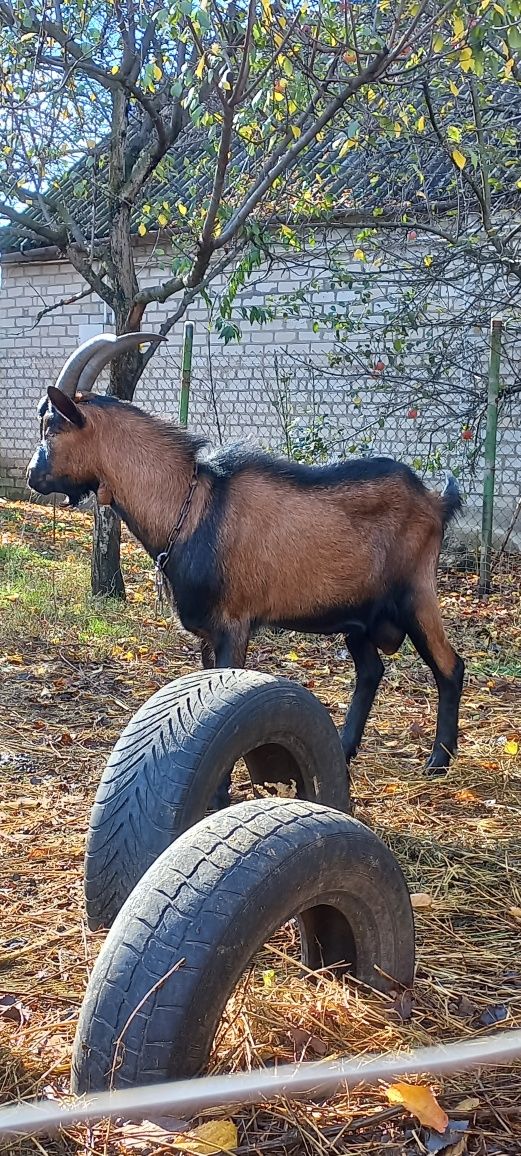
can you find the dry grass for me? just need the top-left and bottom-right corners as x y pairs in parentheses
(1, 497), (520, 1155)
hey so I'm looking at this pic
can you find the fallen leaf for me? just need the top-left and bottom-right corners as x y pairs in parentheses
(285, 650), (299, 662)
(391, 988), (414, 1021)
(444, 1138), (467, 1156)
(0, 995), (30, 1025)
(287, 1026), (327, 1055)
(386, 1083), (448, 1132)
(453, 1097), (479, 1112)
(172, 1119), (238, 1154)
(502, 971), (521, 988)
(118, 1119), (185, 1151)
(410, 721), (424, 739)
(476, 1003), (508, 1027)
(411, 892), (433, 910)
(450, 994), (476, 1019)
(263, 969), (276, 988)
(504, 739), (519, 756)
(424, 1120), (469, 1154)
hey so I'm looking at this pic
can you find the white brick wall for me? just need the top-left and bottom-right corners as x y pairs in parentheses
(1, 245), (520, 548)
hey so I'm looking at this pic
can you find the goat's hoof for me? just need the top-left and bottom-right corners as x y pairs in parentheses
(424, 758), (449, 778)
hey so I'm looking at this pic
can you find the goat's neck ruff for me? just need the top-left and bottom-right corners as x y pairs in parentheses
(91, 416), (198, 557)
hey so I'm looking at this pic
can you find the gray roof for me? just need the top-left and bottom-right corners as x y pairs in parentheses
(1, 80), (520, 256)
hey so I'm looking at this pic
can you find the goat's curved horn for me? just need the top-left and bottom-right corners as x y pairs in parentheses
(54, 334), (119, 398)
(76, 332), (166, 395)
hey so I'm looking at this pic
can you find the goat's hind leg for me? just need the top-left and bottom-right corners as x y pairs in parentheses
(406, 589), (464, 775)
(341, 633), (384, 764)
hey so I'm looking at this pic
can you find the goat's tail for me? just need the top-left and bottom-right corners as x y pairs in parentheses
(441, 471), (462, 532)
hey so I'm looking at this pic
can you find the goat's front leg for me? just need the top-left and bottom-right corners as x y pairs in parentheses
(209, 621), (250, 811)
(200, 639), (215, 669)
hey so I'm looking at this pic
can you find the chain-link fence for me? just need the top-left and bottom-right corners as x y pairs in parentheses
(136, 343), (521, 557)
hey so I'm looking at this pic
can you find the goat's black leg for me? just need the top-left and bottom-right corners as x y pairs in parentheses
(341, 634), (384, 763)
(405, 592), (464, 775)
(200, 639), (215, 669)
(209, 623), (250, 811)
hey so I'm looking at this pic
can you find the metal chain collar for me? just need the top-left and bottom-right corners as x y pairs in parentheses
(155, 462), (198, 609)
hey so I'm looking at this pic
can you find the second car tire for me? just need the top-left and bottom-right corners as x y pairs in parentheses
(73, 798), (415, 1092)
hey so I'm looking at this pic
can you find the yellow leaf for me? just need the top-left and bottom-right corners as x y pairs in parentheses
(424, 255), (433, 267)
(177, 202), (188, 217)
(410, 892), (433, 910)
(290, 124), (301, 138)
(157, 213), (168, 227)
(263, 968), (276, 987)
(509, 907), (521, 921)
(152, 63), (162, 81)
(137, 223), (147, 236)
(286, 650), (299, 661)
(452, 14), (464, 39)
(111, 65), (119, 75)
(504, 739), (519, 755)
(516, 178), (521, 190)
(260, 0), (272, 21)
(195, 54), (206, 80)
(417, 115), (425, 131)
(433, 33), (444, 52)
(386, 1084), (448, 1133)
(353, 248), (365, 261)
(459, 46), (474, 72)
(173, 1120), (238, 1154)
(449, 80), (459, 96)
(274, 89), (284, 101)
(143, 203), (151, 214)
(452, 148), (466, 170)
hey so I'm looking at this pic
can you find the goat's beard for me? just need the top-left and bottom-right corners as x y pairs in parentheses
(57, 479), (97, 509)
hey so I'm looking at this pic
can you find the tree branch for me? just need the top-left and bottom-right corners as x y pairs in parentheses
(66, 246), (116, 309)
(32, 285), (94, 327)
(215, 48), (390, 250)
(139, 243), (246, 368)
(0, 198), (65, 246)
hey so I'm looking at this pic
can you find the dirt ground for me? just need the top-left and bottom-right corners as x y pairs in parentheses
(1, 498), (520, 1155)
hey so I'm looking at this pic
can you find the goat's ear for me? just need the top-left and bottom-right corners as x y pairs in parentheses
(47, 386), (85, 428)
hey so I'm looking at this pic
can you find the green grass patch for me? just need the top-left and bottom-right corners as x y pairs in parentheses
(466, 655), (521, 679)
(0, 540), (138, 649)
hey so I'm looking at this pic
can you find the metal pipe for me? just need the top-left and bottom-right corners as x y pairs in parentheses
(179, 321), (194, 428)
(479, 315), (502, 596)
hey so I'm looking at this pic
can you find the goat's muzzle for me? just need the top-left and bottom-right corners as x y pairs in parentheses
(26, 446), (53, 494)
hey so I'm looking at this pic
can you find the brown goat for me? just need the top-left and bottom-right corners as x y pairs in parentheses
(27, 334), (464, 806)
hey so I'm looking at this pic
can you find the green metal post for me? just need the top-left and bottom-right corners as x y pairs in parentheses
(478, 315), (502, 597)
(179, 321), (194, 428)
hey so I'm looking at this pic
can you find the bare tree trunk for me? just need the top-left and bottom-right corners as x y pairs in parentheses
(91, 502), (125, 600)
(90, 87), (143, 600)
